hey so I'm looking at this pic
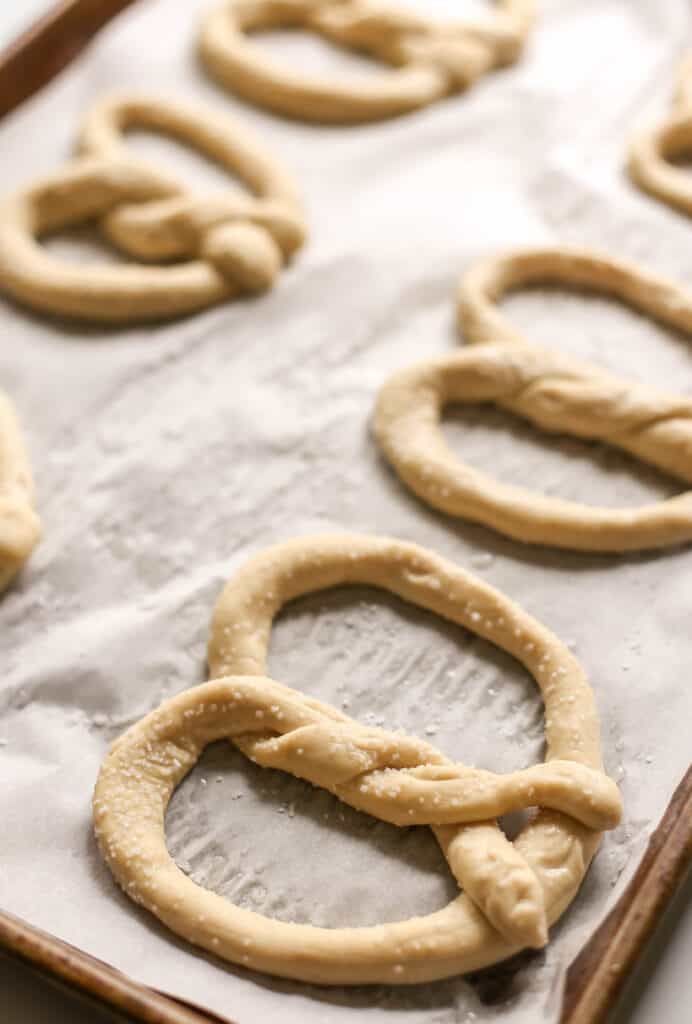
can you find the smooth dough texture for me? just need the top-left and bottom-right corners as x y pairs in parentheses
(94, 534), (621, 985)
(0, 95), (306, 322)
(457, 246), (692, 345)
(0, 393), (40, 593)
(198, 0), (535, 124)
(628, 55), (692, 216)
(375, 247), (692, 551)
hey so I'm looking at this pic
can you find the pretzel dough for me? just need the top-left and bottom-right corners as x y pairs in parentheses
(94, 535), (621, 985)
(628, 56), (692, 216)
(0, 96), (306, 322)
(0, 394), (40, 593)
(457, 246), (692, 346)
(375, 247), (692, 551)
(375, 343), (692, 550)
(199, 0), (535, 124)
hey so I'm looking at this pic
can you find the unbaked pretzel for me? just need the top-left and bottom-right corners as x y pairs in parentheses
(198, 0), (535, 124)
(375, 343), (692, 550)
(94, 535), (621, 985)
(375, 247), (692, 551)
(628, 55), (692, 216)
(0, 393), (40, 592)
(0, 96), (306, 322)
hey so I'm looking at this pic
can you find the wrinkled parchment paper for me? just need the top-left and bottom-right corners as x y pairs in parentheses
(1, 1), (691, 1021)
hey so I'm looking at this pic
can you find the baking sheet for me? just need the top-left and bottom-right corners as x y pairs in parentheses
(0, 1), (691, 1021)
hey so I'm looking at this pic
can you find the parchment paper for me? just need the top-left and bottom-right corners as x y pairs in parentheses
(1, 1), (691, 1021)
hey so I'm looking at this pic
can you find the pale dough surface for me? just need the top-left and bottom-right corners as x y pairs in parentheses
(0, 95), (306, 321)
(95, 535), (621, 985)
(376, 247), (692, 551)
(198, 0), (535, 123)
(628, 56), (692, 217)
(0, 393), (40, 593)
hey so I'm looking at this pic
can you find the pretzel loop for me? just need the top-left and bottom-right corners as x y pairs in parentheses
(628, 56), (692, 216)
(95, 536), (621, 985)
(0, 96), (306, 321)
(375, 247), (692, 551)
(376, 343), (692, 550)
(198, 0), (535, 124)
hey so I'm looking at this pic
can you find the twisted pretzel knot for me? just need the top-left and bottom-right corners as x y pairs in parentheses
(0, 393), (40, 593)
(376, 247), (692, 551)
(628, 55), (692, 216)
(95, 536), (621, 985)
(199, 0), (535, 124)
(0, 96), (306, 322)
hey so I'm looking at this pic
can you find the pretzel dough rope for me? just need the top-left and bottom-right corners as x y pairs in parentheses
(628, 55), (692, 216)
(0, 393), (40, 593)
(0, 96), (306, 321)
(375, 342), (692, 550)
(458, 247), (692, 485)
(199, 0), (536, 124)
(458, 247), (692, 346)
(95, 535), (621, 985)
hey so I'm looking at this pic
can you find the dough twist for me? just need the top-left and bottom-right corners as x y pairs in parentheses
(199, 0), (535, 124)
(628, 56), (692, 216)
(0, 96), (306, 322)
(95, 535), (621, 985)
(376, 247), (692, 551)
